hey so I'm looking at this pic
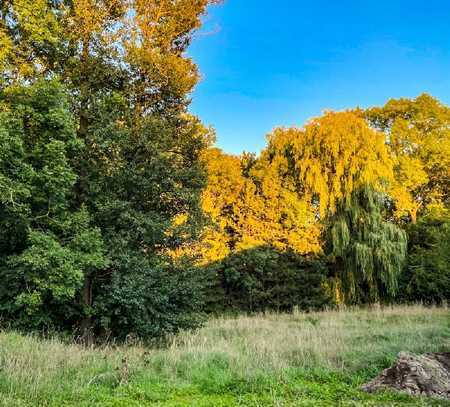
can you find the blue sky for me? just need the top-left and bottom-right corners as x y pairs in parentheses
(187, 0), (450, 154)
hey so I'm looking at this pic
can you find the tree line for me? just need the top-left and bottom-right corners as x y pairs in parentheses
(0, 1), (448, 341)
(197, 101), (449, 312)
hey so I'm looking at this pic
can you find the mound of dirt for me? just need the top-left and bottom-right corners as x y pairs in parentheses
(362, 352), (450, 400)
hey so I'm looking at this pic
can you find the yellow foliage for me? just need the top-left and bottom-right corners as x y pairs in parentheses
(196, 147), (322, 264)
(124, 0), (216, 114)
(266, 111), (393, 217)
(1, 0), (60, 79)
(366, 94), (450, 222)
(68, 0), (124, 40)
(2, 0), (216, 102)
(195, 112), (392, 265)
(0, 28), (12, 70)
(13, 0), (60, 43)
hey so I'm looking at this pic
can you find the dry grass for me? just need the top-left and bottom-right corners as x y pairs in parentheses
(161, 304), (449, 375)
(0, 305), (448, 406)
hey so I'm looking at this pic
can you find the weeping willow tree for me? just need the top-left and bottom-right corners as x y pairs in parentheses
(328, 186), (407, 304)
(265, 112), (407, 304)
(265, 111), (393, 218)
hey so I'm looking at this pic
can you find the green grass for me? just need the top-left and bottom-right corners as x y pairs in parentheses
(0, 305), (449, 406)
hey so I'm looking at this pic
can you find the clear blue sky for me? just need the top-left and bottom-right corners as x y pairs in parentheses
(187, 0), (450, 154)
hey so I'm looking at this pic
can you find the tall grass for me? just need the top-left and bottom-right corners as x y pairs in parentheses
(157, 304), (449, 382)
(0, 305), (449, 406)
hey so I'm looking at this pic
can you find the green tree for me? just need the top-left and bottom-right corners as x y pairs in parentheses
(327, 187), (407, 304)
(397, 212), (450, 304)
(82, 96), (212, 339)
(204, 246), (330, 313)
(0, 80), (107, 329)
(0, 0), (218, 340)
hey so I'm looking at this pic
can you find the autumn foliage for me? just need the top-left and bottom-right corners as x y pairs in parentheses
(0, 1), (448, 340)
(198, 107), (449, 308)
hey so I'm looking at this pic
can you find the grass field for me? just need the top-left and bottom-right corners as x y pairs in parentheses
(0, 305), (449, 406)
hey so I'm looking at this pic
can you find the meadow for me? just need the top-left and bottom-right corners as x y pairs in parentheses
(0, 305), (449, 406)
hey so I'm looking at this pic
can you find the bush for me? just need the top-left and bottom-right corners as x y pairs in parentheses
(94, 254), (206, 341)
(204, 246), (331, 313)
(397, 214), (450, 304)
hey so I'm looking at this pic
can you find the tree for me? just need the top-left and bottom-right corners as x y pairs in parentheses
(239, 152), (322, 254)
(204, 246), (330, 313)
(198, 148), (321, 263)
(265, 112), (406, 303)
(397, 211), (450, 304)
(198, 148), (247, 262)
(191, 147), (324, 313)
(366, 94), (450, 223)
(327, 187), (407, 303)
(0, 80), (107, 329)
(265, 111), (393, 218)
(0, 0), (60, 83)
(82, 97), (212, 339)
(0, 1), (218, 340)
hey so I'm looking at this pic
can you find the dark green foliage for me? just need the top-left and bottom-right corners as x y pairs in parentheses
(0, 80), (108, 329)
(205, 246), (331, 313)
(95, 257), (205, 341)
(0, 0), (216, 341)
(76, 93), (208, 339)
(327, 187), (408, 304)
(397, 213), (450, 304)
(0, 81), (208, 339)
(84, 97), (207, 252)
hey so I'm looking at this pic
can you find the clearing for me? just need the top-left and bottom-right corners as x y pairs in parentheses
(0, 305), (449, 406)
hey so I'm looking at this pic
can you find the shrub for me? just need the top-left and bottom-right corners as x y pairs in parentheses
(94, 255), (206, 341)
(397, 213), (450, 304)
(204, 246), (331, 313)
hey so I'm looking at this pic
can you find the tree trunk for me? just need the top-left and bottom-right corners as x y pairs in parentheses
(79, 34), (90, 139)
(79, 274), (94, 345)
(410, 201), (422, 224)
(77, 34), (95, 345)
(410, 207), (417, 224)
